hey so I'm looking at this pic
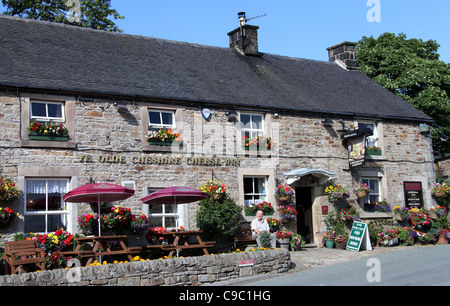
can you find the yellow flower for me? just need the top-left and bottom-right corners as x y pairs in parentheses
(133, 256), (140, 261)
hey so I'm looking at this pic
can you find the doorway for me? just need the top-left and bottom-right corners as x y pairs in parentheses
(296, 187), (313, 243)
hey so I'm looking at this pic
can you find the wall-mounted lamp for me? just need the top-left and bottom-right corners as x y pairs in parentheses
(321, 119), (334, 126)
(419, 123), (430, 133)
(226, 111), (239, 122)
(273, 113), (279, 119)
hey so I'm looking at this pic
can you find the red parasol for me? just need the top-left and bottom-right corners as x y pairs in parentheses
(141, 186), (208, 205)
(63, 183), (135, 236)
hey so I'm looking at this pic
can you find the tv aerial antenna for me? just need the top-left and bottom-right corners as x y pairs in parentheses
(238, 12), (267, 26)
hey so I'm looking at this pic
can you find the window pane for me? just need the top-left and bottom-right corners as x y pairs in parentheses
(48, 193), (64, 211)
(165, 205), (177, 214)
(149, 217), (163, 228)
(241, 114), (250, 126)
(243, 178), (253, 194)
(161, 112), (173, 126)
(149, 111), (161, 125)
(47, 104), (63, 119)
(26, 193), (46, 212)
(149, 205), (163, 214)
(24, 215), (46, 233)
(48, 214), (67, 232)
(252, 115), (263, 130)
(31, 102), (47, 117)
(165, 217), (177, 228)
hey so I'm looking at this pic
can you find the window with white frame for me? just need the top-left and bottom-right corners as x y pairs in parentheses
(358, 122), (378, 148)
(243, 177), (268, 206)
(240, 113), (264, 139)
(361, 178), (381, 204)
(24, 178), (69, 233)
(147, 188), (179, 229)
(148, 109), (175, 129)
(30, 101), (65, 123)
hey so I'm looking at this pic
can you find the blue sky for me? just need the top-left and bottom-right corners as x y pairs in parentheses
(110, 0), (450, 64)
(1, 1), (449, 63)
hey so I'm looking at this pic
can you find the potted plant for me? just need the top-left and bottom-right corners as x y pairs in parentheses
(322, 231), (336, 249)
(129, 214), (151, 247)
(267, 217), (282, 232)
(324, 183), (350, 202)
(100, 205), (133, 234)
(334, 234), (348, 249)
(275, 184), (294, 203)
(353, 183), (370, 198)
(0, 176), (21, 204)
(0, 206), (19, 228)
(78, 213), (98, 236)
(290, 233), (305, 251)
(432, 183), (449, 198)
(244, 201), (274, 216)
(146, 128), (181, 146)
(28, 122), (69, 141)
(409, 208), (431, 230)
(393, 206), (410, 221)
(278, 205), (298, 221)
(437, 229), (449, 244)
(199, 179), (228, 201)
(429, 206), (447, 220)
(241, 135), (272, 151)
(276, 229), (292, 250)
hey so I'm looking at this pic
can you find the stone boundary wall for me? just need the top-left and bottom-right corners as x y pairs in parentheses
(0, 249), (291, 286)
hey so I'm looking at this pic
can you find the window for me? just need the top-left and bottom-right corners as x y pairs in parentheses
(243, 177), (268, 206)
(361, 178), (381, 204)
(148, 110), (175, 129)
(30, 101), (65, 122)
(24, 178), (69, 233)
(240, 113), (264, 139)
(147, 188), (179, 229)
(358, 122), (378, 148)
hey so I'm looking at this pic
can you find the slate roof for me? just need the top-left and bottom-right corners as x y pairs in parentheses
(0, 15), (432, 122)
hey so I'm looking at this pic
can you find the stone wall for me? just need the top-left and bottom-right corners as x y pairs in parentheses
(0, 248), (291, 286)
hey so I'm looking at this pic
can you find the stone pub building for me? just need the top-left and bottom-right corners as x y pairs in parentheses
(0, 13), (435, 246)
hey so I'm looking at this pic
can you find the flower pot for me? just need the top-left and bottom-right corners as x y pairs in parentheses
(433, 191), (446, 198)
(127, 233), (148, 247)
(29, 133), (69, 142)
(356, 190), (369, 198)
(394, 214), (406, 222)
(278, 238), (290, 250)
(211, 193), (224, 201)
(278, 195), (291, 203)
(335, 242), (347, 250)
(429, 211), (439, 220)
(325, 239), (335, 249)
(365, 147), (382, 156)
(437, 234), (449, 245)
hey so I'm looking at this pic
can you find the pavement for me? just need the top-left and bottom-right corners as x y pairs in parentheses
(207, 245), (421, 286)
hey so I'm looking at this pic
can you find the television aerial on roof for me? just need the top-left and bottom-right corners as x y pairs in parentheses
(238, 12), (267, 26)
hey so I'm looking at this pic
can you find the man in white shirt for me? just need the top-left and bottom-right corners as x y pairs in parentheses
(251, 210), (277, 248)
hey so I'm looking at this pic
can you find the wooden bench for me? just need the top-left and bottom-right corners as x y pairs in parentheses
(4, 240), (46, 274)
(234, 228), (257, 249)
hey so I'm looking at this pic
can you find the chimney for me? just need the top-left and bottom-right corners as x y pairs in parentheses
(327, 42), (358, 70)
(227, 12), (260, 56)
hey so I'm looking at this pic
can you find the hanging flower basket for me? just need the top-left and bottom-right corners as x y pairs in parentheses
(357, 190), (369, 198)
(433, 190), (446, 198)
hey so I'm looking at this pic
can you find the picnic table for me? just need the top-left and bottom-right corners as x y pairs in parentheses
(151, 230), (215, 257)
(62, 235), (141, 266)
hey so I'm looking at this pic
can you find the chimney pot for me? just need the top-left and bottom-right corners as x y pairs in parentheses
(228, 12), (260, 56)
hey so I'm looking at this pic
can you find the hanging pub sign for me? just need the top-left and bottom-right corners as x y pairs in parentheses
(403, 181), (423, 208)
(341, 127), (373, 168)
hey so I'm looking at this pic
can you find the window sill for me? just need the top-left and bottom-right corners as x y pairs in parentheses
(359, 211), (393, 219)
(20, 139), (77, 149)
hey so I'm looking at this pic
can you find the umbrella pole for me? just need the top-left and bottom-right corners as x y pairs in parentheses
(175, 196), (179, 258)
(98, 195), (102, 263)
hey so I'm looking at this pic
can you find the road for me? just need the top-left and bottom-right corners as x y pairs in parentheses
(243, 244), (450, 286)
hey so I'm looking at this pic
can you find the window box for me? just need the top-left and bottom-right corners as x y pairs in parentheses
(365, 146), (382, 156)
(29, 133), (69, 142)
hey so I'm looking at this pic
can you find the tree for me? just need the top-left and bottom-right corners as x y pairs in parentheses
(357, 33), (450, 156)
(1, 0), (124, 32)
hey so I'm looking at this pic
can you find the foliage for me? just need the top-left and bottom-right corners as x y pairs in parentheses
(147, 128), (181, 144)
(322, 230), (336, 241)
(278, 205), (298, 221)
(353, 183), (370, 194)
(394, 206), (411, 219)
(0, 176), (21, 202)
(1, 0), (124, 32)
(196, 194), (242, 242)
(275, 184), (294, 199)
(0, 206), (19, 226)
(276, 228), (292, 239)
(241, 135), (273, 150)
(100, 205), (133, 232)
(364, 200), (391, 212)
(290, 233), (305, 251)
(78, 213), (98, 236)
(357, 33), (450, 155)
(341, 206), (358, 222)
(244, 201), (274, 215)
(266, 217), (282, 232)
(409, 208), (431, 229)
(28, 122), (68, 136)
(259, 232), (271, 248)
(432, 183), (450, 195)
(199, 179), (228, 196)
(324, 183), (350, 202)
(130, 214), (150, 234)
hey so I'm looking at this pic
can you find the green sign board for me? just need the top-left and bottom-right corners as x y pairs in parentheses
(346, 221), (372, 252)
